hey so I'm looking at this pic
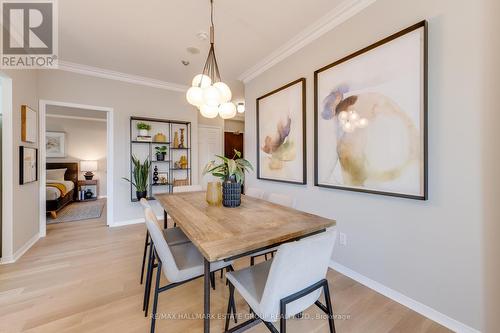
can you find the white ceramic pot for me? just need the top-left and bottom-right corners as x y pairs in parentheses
(139, 129), (149, 136)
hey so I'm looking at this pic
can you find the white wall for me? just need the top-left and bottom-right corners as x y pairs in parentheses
(37, 70), (198, 224)
(46, 114), (108, 196)
(224, 119), (244, 133)
(483, 1), (500, 332)
(1, 70), (39, 256)
(244, 0), (487, 330)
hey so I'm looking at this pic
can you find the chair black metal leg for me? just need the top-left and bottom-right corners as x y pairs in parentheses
(163, 211), (168, 229)
(143, 242), (154, 312)
(250, 256), (255, 266)
(144, 247), (155, 316)
(280, 298), (287, 333)
(230, 285), (237, 324)
(224, 282), (234, 331)
(150, 259), (162, 333)
(140, 231), (150, 284)
(323, 281), (336, 333)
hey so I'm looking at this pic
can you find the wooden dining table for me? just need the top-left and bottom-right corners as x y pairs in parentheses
(155, 191), (336, 333)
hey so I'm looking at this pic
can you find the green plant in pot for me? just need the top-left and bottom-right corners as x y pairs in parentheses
(203, 150), (253, 207)
(136, 122), (151, 137)
(155, 146), (167, 161)
(122, 155), (151, 200)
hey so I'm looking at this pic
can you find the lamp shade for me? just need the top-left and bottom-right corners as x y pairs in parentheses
(80, 160), (98, 172)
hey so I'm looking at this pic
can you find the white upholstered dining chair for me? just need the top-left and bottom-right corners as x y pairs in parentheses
(250, 192), (297, 265)
(225, 229), (337, 333)
(143, 207), (235, 333)
(139, 198), (190, 286)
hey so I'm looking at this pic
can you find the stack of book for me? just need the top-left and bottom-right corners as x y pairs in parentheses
(136, 136), (152, 142)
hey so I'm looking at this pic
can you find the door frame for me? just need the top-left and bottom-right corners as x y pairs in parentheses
(39, 100), (114, 236)
(0, 73), (13, 263)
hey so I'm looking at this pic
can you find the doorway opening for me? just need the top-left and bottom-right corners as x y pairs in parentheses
(39, 100), (113, 237)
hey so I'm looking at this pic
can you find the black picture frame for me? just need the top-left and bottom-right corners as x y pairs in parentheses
(19, 146), (38, 185)
(314, 21), (428, 200)
(256, 78), (307, 185)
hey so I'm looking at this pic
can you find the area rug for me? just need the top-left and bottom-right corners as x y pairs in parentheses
(47, 200), (105, 224)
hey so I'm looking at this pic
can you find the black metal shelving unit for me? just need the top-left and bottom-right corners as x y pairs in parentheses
(129, 116), (192, 202)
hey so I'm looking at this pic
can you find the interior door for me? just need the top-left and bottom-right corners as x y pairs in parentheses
(198, 126), (222, 190)
(224, 132), (244, 158)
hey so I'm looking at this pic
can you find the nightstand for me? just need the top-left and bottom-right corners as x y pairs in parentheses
(78, 180), (98, 201)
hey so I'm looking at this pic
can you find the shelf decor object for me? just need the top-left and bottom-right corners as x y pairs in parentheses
(80, 160), (98, 180)
(257, 78), (306, 185)
(314, 21), (428, 200)
(202, 149), (253, 208)
(122, 155), (151, 200)
(128, 116), (192, 201)
(185, 0), (236, 119)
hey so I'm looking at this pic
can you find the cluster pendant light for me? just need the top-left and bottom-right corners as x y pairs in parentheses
(186, 0), (236, 119)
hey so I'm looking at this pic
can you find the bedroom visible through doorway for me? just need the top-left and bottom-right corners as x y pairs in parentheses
(39, 101), (113, 235)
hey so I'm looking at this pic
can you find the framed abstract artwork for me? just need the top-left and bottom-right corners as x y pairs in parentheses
(46, 131), (66, 158)
(21, 105), (37, 143)
(314, 21), (428, 200)
(257, 78), (306, 184)
(20, 146), (38, 184)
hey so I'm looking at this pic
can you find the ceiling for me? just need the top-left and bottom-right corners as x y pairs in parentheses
(58, 0), (345, 100)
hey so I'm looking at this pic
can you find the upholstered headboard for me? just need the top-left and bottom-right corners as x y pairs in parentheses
(46, 162), (79, 200)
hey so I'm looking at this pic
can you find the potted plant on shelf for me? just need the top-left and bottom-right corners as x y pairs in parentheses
(136, 122), (151, 137)
(155, 146), (167, 161)
(203, 150), (253, 207)
(122, 155), (151, 200)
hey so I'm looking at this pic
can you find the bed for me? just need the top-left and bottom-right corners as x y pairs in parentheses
(46, 162), (79, 219)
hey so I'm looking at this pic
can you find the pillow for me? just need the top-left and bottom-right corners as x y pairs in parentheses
(46, 168), (67, 181)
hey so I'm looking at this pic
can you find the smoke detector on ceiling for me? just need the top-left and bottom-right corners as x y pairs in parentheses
(181, 60), (190, 66)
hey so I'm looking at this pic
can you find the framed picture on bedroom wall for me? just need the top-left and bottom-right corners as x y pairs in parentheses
(46, 131), (66, 158)
(21, 105), (38, 143)
(20, 146), (38, 184)
(256, 78), (306, 185)
(314, 21), (428, 200)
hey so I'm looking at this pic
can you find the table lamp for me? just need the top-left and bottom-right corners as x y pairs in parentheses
(80, 160), (98, 180)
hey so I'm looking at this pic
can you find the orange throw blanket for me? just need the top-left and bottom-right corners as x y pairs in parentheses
(47, 182), (68, 196)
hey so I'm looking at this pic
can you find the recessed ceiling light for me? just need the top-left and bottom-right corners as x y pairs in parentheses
(186, 47), (200, 55)
(196, 31), (208, 41)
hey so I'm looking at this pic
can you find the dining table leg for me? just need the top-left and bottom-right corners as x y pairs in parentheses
(163, 210), (168, 229)
(204, 259), (211, 332)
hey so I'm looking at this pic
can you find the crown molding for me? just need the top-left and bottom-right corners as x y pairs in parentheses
(238, 0), (377, 83)
(57, 61), (189, 92)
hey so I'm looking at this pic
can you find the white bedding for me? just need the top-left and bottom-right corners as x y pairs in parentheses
(46, 180), (75, 201)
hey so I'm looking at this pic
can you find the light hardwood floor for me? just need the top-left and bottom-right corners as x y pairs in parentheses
(0, 213), (451, 333)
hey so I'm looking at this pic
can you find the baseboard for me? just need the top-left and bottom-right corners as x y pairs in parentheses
(0, 233), (40, 265)
(329, 260), (480, 333)
(110, 215), (163, 228)
(98, 195), (107, 199)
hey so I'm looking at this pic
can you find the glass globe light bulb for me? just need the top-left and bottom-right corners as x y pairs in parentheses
(349, 111), (359, 121)
(203, 86), (222, 107)
(192, 74), (212, 88)
(343, 122), (354, 133)
(200, 104), (219, 118)
(213, 82), (232, 103)
(186, 86), (204, 107)
(218, 102), (237, 119)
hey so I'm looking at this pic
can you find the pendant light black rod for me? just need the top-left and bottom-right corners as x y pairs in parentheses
(198, 0), (222, 87)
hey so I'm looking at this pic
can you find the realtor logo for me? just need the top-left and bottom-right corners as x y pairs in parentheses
(1, 0), (58, 68)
